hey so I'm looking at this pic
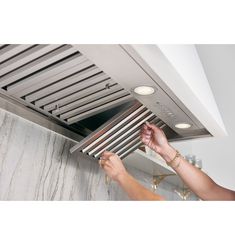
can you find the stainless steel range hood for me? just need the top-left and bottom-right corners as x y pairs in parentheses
(0, 44), (226, 160)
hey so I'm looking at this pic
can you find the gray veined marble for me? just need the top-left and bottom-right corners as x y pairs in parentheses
(0, 108), (198, 200)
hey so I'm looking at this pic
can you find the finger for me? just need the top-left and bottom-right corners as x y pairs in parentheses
(98, 159), (104, 168)
(141, 137), (150, 144)
(102, 160), (113, 169)
(141, 124), (152, 132)
(142, 124), (152, 133)
(141, 133), (151, 140)
(143, 136), (151, 141)
(140, 130), (152, 137)
(142, 124), (148, 130)
(145, 121), (161, 133)
(141, 132), (151, 138)
(99, 158), (108, 167)
(103, 165), (111, 173)
(101, 150), (114, 158)
(141, 129), (152, 136)
(140, 129), (152, 138)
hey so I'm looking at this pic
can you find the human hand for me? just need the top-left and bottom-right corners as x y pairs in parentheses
(99, 151), (128, 182)
(140, 122), (176, 162)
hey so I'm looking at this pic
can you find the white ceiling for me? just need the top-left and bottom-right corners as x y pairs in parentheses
(178, 45), (235, 189)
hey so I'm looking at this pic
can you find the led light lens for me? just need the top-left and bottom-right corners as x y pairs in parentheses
(134, 86), (155, 95)
(175, 123), (192, 129)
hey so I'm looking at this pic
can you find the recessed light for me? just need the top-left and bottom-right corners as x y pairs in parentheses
(175, 123), (192, 129)
(134, 86), (155, 95)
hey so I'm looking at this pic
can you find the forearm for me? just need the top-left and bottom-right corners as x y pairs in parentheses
(172, 156), (217, 200)
(159, 145), (235, 200)
(117, 172), (164, 201)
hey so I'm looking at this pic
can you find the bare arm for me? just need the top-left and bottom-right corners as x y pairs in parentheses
(117, 172), (164, 200)
(142, 122), (235, 201)
(99, 152), (164, 200)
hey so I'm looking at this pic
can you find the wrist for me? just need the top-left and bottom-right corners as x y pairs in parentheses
(158, 144), (177, 163)
(116, 170), (130, 184)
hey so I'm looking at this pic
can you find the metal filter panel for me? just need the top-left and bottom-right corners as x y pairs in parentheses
(0, 44), (133, 125)
(70, 101), (166, 159)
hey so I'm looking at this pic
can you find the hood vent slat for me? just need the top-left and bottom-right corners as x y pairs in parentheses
(0, 45), (62, 77)
(87, 110), (154, 156)
(0, 44), (33, 63)
(52, 84), (123, 116)
(42, 75), (113, 111)
(36, 72), (110, 108)
(60, 89), (130, 120)
(25, 65), (99, 102)
(67, 94), (133, 124)
(9, 55), (91, 97)
(1, 45), (77, 88)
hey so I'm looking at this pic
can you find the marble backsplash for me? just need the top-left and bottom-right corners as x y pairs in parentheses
(0, 109), (197, 200)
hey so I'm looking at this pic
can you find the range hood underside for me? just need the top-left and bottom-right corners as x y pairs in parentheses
(0, 44), (211, 154)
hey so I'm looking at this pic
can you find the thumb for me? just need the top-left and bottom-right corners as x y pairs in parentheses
(145, 121), (160, 133)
